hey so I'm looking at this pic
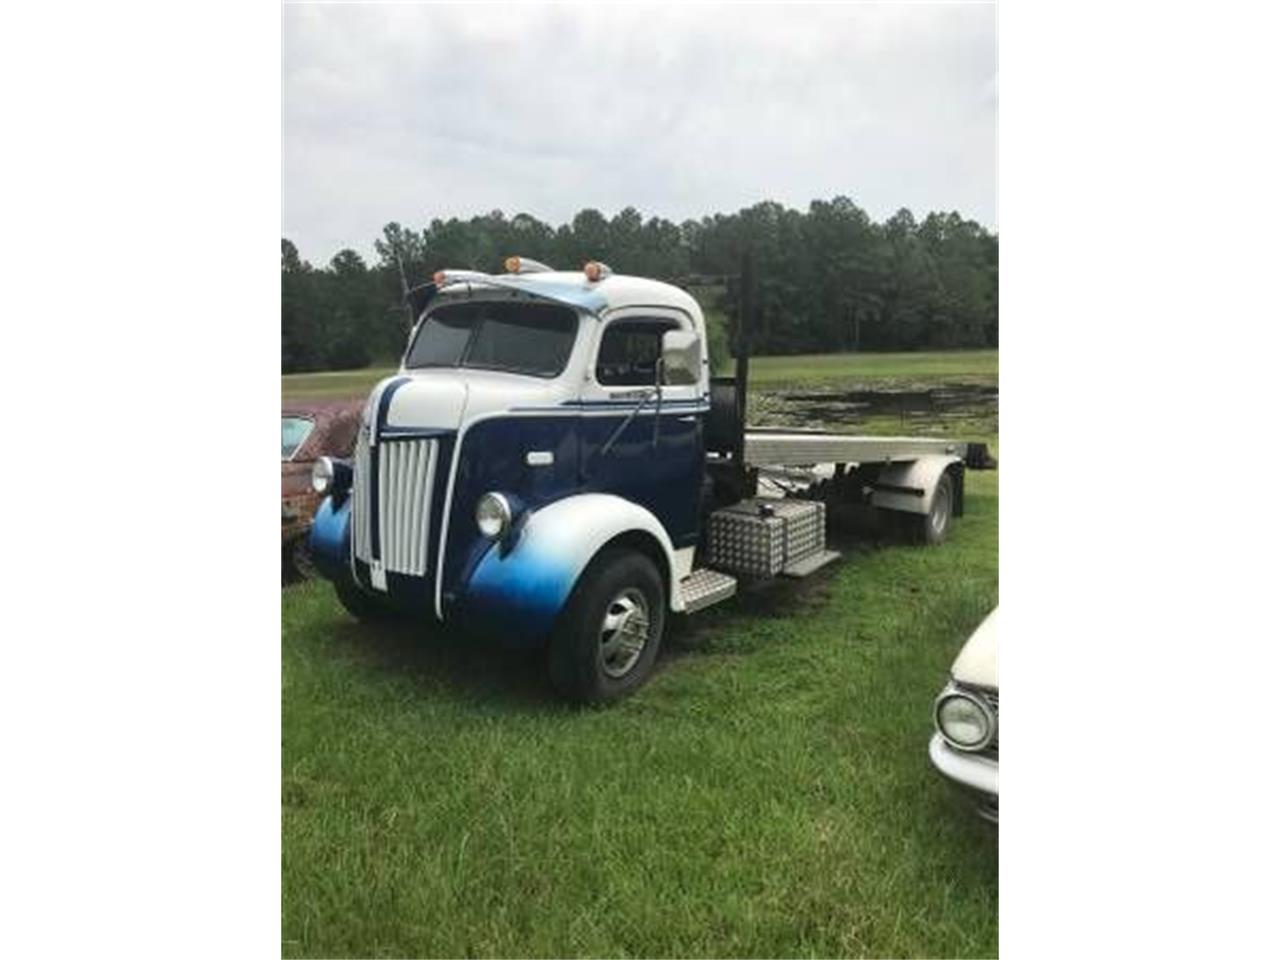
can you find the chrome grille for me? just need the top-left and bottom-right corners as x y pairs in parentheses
(351, 430), (438, 578)
(352, 430), (373, 561)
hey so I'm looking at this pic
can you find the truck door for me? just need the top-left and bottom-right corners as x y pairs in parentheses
(579, 309), (705, 550)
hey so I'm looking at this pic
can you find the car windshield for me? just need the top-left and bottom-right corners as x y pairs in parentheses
(405, 300), (578, 378)
(282, 416), (314, 461)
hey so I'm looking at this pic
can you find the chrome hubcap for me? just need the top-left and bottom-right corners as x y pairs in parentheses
(599, 588), (650, 679)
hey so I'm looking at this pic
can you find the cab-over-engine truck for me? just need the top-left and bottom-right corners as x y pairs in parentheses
(309, 257), (992, 704)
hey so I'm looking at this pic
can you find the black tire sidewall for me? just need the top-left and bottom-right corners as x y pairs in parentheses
(291, 536), (316, 580)
(334, 577), (396, 622)
(549, 548), (666, 705)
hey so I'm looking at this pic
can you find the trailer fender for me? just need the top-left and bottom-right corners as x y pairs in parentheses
(869, 454), (965, 517)
(461, 493), (682, 644)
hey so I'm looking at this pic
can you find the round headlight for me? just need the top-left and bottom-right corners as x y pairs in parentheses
(311, 456), (335, 495)
(936, 691), (994, 751)
(476, 492), (513, 540)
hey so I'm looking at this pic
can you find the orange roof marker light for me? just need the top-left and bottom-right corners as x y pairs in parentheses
(504, 255), (554, 275)
(583, 261), (613, 282)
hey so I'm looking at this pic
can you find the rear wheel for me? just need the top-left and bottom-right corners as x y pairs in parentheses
(548, 548), (666, 705)
(907, 472), (955, 546)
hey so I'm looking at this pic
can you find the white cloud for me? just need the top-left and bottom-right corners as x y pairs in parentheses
(283, 2), (997, 263)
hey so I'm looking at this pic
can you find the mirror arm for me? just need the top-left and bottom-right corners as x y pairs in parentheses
(598, 386), (656, 461)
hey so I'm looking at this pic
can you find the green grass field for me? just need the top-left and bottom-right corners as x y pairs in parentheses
(736, 349), (998, 388)
(282, 366), (999, 956)
(282, 350), (998, 401)
(282, 469), (997, 957)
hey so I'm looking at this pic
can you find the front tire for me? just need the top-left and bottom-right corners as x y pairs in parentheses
(334, 577), (398, 622)
(548, 548), (666, 705)
(288, 535), (316, 580)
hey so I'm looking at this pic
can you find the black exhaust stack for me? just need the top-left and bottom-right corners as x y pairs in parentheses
(732, 249), (753, 467)
(704, 250), (759, 504)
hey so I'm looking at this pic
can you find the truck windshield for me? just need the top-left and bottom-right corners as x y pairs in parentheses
(405, 301), (578, 378)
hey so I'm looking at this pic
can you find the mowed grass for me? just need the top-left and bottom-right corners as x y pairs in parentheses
(282, 350), (998, 401)
(734, 350), (998, 389)
(282, 366), (399, 402)
(281, 457), (998, 957)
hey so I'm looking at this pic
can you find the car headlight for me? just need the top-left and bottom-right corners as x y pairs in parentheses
(311, 456), (335, 494)
(935, 687), (995, 751)
(476, 492), (513, 540)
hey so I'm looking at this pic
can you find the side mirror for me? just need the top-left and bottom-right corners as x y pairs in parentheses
(661, 330), (701, 386)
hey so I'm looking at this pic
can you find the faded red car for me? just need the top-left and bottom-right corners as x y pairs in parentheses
(282, 399), (362, 577)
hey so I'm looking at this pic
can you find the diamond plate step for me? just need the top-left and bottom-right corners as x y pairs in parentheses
(679, 568), (738, 613)
(781, 549), (842, 578)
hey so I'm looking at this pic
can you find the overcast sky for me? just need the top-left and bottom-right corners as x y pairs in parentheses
(283, 2), (997, 265)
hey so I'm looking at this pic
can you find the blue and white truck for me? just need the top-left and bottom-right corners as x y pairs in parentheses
(309, 257), (991, 703)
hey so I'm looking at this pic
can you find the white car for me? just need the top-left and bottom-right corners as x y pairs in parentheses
(929, 608), (999, 822)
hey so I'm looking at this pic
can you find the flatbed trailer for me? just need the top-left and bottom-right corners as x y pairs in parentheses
(743, 430), (978, 468)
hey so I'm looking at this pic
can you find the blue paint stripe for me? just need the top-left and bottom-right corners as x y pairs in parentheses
(374, 377), (411, 440)
(567, 399), (707, 408)
(510, 401), (710, 414)
(378, 426), (454, 439)
(370, 376), (411, 561)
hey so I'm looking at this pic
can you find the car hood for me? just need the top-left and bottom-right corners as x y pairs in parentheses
(952, 608), (998, 689)
(372, 369), (570, 434)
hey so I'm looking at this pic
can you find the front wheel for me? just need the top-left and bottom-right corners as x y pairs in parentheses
(334, 577), (398, 622)
(288, 535), (316, 580)
(548, 548), (666, 705)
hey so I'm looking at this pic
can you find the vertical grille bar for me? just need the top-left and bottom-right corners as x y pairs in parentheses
(377, 444), (390, 566)
(361, 438), (371, 558)
(395, 443), (409, 571)
(419, 441), (438, 574)
(387, 443), (400, 570)
(407, 442), (423, 573)
(351, 428), (373, 562)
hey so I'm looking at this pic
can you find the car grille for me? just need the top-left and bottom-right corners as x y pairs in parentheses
(352, 429), (439, 577)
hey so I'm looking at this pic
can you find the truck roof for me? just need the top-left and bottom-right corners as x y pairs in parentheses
(412, 269), (703, 320)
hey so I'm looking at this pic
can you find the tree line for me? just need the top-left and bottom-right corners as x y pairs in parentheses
(282, 197), (997, 373)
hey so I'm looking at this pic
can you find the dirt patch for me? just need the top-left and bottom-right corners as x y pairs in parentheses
(752, 382), (998, 433)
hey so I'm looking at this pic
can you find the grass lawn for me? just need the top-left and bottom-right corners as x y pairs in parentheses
(736, 350), (998, 389)
(282, 350), (998, 401)
(281, 449), (998, 956)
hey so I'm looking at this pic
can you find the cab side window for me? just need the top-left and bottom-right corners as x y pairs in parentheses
(596, 319), (678, 387)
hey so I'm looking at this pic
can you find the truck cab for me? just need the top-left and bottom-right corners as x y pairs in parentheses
(310, 259), (716, 700)
(310, 257), (981, 703)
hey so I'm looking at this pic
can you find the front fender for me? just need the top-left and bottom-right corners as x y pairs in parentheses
(459, 493), (679, 645)
(308, 494), (352, 582)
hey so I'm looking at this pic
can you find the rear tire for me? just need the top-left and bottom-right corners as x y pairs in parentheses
(548, 548), (666, 705)
(907, 472), (955, 546)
